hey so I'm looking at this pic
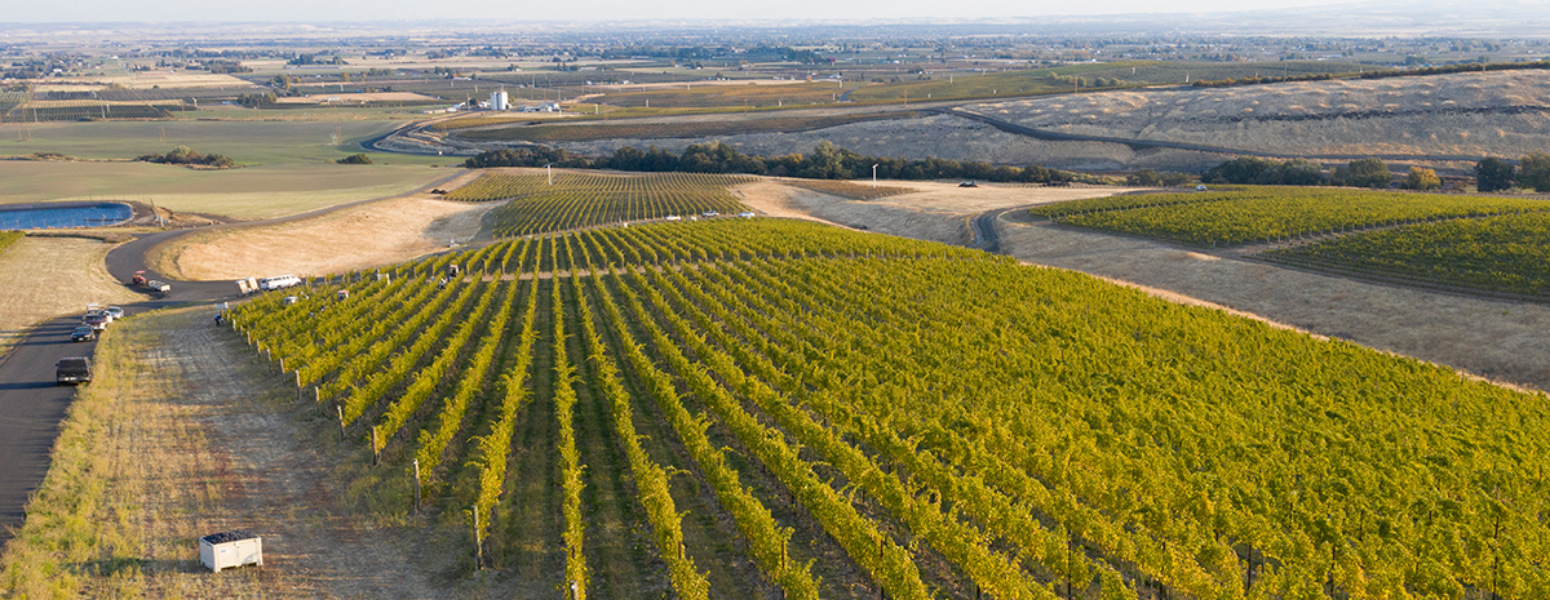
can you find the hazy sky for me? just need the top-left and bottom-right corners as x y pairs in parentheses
(6, 0), (1340, 24)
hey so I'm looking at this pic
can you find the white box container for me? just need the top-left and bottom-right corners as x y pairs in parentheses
(199, 530), (263, 573)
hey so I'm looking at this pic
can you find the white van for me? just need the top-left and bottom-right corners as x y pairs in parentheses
(259, 275), (303, 291)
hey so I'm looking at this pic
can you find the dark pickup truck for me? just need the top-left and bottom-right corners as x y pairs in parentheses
(56, 357), (92, 386)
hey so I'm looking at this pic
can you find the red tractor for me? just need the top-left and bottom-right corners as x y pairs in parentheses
(130, 270), (147, 287)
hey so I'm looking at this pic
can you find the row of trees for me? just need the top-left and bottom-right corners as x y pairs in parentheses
(464, 141), (1086, 184)
(1475, 154), (1550, 192)
(1202, 157), (1443, 190)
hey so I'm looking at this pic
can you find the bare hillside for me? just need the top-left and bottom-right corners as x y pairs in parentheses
(969, 70), (1550, 158)
(381, 71), (1550, 172)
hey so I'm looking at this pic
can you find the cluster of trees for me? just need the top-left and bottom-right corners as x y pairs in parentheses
(287, 53), (347, 66)
(1203, 157), (1447, 190)
(1125, 169), (1194, 187)
(464, 141), (1084, 184)
(1475, 154), (1550, 192)
(336, 153), (373, 165)
(135, 146), (235, 168)
(1191, 73), (1339, 88)
(237, 92), (278, 107)
(1201, 157), (1337, 186)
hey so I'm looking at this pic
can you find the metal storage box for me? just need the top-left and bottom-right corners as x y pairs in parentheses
(199, 530), (262, 573)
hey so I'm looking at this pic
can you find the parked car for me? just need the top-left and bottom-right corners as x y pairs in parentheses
(702, 211), (720, 217)
(663, 215), (682, 221)
(85, 309), (113, 324)
(83, 313), (110, 331)
(56, 357), (92, 385)
(958, 181), (979, 188)
(105, 306), (125, 319)
(738, 212), (756, 218)
(146, 280), (172, 293)
(70, 326), (96, 342)
(258, 275), (303, 291)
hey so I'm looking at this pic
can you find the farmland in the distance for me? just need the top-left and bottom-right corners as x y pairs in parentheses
(446, 112), (919, 141)
(226, 210), (1550, 600)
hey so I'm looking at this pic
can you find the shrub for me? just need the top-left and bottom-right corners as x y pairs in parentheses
(336, 153), (374, 165)
(1403, 167), (1441, 191)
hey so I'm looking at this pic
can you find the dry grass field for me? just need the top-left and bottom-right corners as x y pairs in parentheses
(738, 179), (1136, 245)
(971, 70), (1550, 158)
(0, 308), (454, 599)
(160, 194), (494, 281)
(0, 236), (139, 357)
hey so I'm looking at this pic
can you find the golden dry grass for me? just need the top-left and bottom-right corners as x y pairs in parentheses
(740, 180), (1136, 246)
(161, 195), (494, 281)
(0, 236), (140, 357)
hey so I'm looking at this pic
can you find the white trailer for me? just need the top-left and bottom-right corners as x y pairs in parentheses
(199, 530), (262, 573)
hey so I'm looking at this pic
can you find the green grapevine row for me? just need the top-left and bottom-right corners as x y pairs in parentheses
(1261, 212), (1550, 298)
(1036, 187), (1550, 247)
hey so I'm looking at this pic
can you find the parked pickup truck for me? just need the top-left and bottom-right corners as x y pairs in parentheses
(56, 357), (92, 386)
(83, 313), (110, 331)
(146, 280), (171, 293)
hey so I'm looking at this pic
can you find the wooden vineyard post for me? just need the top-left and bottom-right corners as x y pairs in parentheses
(371, 426), (380, 466)
(337, 405), (346, 444)
(473, 505), (483, 570)
(413, 459), (421, 514)
(278, 357), (284, 375)
(295, 372), (303, 403)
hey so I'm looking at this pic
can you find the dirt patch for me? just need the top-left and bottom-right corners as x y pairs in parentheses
(163, 196), (496, 281)
(996, 214), (1550, 391)
(0, 236), (140, 357)
(741, 180), (1136, 246)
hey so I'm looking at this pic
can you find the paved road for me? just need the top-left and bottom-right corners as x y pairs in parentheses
(0, 237), (238, 549)
(0, 171), (463, 550)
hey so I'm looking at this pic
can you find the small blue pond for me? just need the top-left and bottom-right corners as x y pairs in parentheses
(0, 202), (133, 230)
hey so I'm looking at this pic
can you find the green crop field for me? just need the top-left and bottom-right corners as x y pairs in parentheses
(6, 104), (171, 122)
(1261, 211), (1550, 298)
(448, 171), (752, 236)
(0, 119), (440, 165)
(225, 211), (1550, 600)
(0, 231), (22, 254)
(1035, 187), (1550, 247)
